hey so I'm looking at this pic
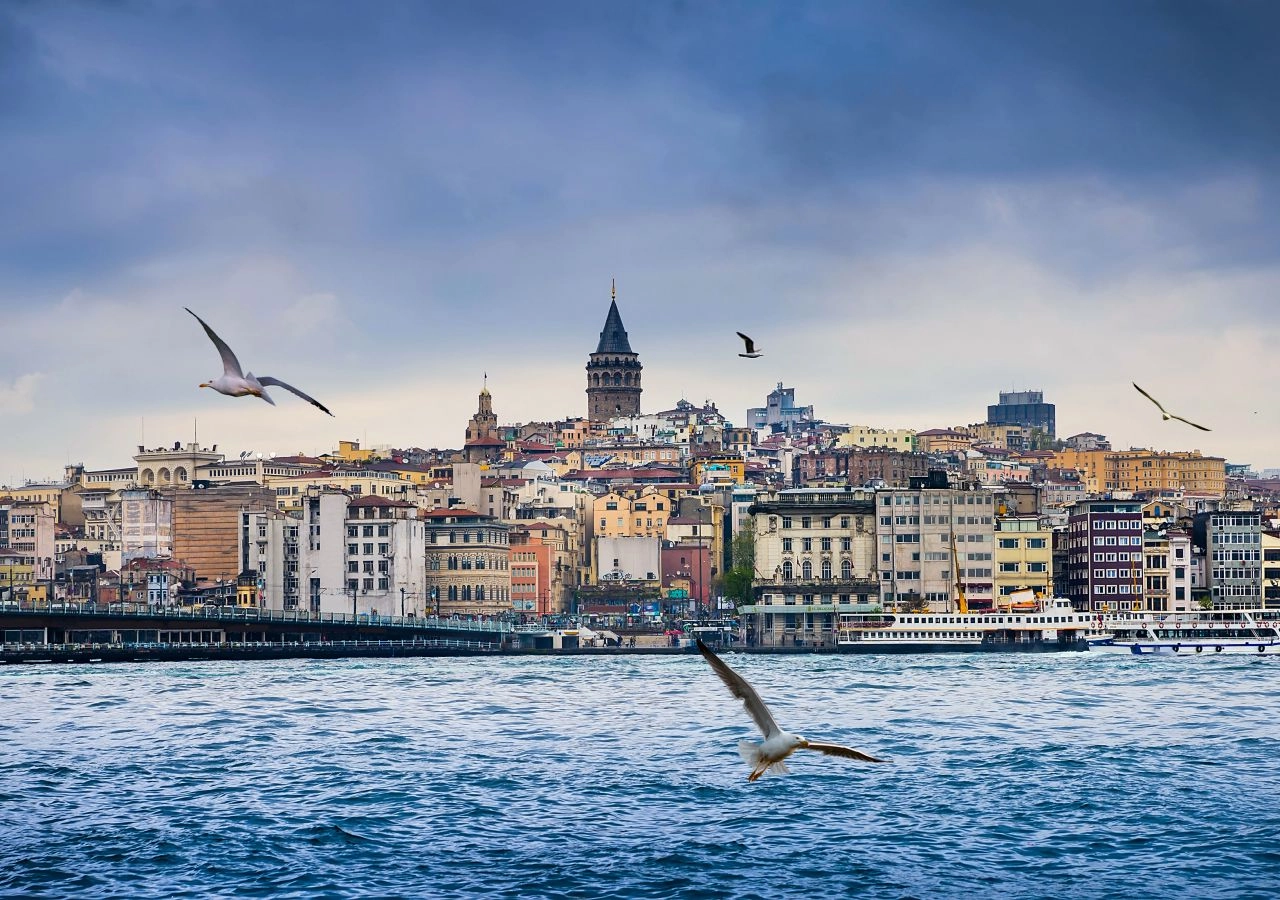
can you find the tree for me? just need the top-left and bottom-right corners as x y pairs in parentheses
(722, 521), (757, 610)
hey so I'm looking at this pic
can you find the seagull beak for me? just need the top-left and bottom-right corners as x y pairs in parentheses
(198, 383), (209, 389)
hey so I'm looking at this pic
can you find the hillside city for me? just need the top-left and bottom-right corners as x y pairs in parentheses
(4, 297), (1278, 646)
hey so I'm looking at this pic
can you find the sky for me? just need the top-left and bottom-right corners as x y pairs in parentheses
(3, 0), (1280, 485)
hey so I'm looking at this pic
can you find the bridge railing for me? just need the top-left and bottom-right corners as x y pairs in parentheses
(0, 600), (513, 632)
(1, 638), (500, 652)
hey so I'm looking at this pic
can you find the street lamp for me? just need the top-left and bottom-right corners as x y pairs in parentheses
(400, 586), (406, 617)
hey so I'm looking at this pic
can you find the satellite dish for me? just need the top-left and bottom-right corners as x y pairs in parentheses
(256, 452), (263, 459)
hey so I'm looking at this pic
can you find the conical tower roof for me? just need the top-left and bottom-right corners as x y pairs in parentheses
(595, 299), (633, 354)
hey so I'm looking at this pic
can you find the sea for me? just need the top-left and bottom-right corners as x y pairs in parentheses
(2, 652), (1279, 900)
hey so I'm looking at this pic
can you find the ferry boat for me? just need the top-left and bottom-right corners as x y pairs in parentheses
(836, 597), (1100, 653)
(1088, 608), (1280, 656)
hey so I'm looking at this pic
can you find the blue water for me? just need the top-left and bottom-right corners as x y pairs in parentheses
(2, 652), (1279, 899)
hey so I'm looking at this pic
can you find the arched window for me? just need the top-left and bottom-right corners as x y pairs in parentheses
(782, 560), (793, 580)
(802, 560), (813, 581)
(462, 558), (472, 570)
(448, 585), (458, 601)
(841, 559), (852, 580)
(476, 586), (485, 602)
(476, 558), (486, 570)
(448, 556), (458, 570)
(430, 558), (440, 571)
(624, 372), (632, 385)
(140, 468), (154, 485)
(158, 467), (171, 484)
(821, 560), (832, 580)
(175, 467), (188, 482)
(613, 372), (622, 386)
(462, 586), (472, 602)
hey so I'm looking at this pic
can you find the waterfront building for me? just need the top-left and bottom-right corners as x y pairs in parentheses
(241, 506), (302, 610)
(423, 509), (511, 617)
(1201, 510), (1262, 606)
(877, 474), (997, 613)
(744, 487), (879, 646)
(135, 442), (223, 489)
(0, 499), (55, 584)
(166, 482), (276, 586)
(994, 515), (1053, 603)
(1066, 499), (1145, 612)
(1141, 528), (1193, 614)
(586, 283), (643, 422)
(1263, 530), (1280, 608)
(119, 489), (173, 562)
(121, 558), (194, 605)
(594, 535), (660, 584)
(0, 547), (33, 602)
(987, 390), (1056, 440)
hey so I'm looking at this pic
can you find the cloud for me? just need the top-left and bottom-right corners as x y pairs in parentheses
(0, 373), (43, 415)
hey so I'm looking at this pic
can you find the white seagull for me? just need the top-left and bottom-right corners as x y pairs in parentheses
(1132, 382), (1209, 432)
(696, 639), (884, 781)
(187, 308), (334, 416)
(736, 332), (763, 358)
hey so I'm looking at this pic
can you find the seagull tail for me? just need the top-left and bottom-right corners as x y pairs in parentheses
(738, 740), (766, 768)
(258, 389), (276, 407)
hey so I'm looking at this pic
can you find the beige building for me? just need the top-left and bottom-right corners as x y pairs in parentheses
(994, 516), (1053, 603)
(1050, 449), (1226, 497)
(267, 469), (414, 512)
(593, 490), (670, 540)
(423, 509), (511, 617)
(165, 482), (276, 584)
(836, 426), (918, 451)
(744, 488), (880, 646)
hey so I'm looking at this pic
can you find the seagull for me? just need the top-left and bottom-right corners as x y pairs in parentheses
(186, 308), (334, 416)
(696, 639), (884, 781)
(1131, 383), (1209, 432)
(736, 332), (763, 358)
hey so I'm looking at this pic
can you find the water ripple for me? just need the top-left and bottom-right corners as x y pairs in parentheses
(2, 654), (1280, 898)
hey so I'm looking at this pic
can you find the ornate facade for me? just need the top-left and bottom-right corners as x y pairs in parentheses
(586, 282), (642, 421)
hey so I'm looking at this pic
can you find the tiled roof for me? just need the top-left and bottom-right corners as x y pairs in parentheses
(349, 495), (415, 508)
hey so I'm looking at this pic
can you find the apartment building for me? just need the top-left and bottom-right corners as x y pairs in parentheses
(1066, 499), (1144, 612)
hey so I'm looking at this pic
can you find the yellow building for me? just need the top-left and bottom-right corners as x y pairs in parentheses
(915, 429), (975, 454)
(322, 440), (379, 465)
(836, 426), (917, 451)
(592, 491), (670, 539)
(691, 457), (745, 485)
(564, 445), (681, 469)
(1050, 449), (1226, 496)
(0, 549), (34, 602)
(994, 516), (1053, 603)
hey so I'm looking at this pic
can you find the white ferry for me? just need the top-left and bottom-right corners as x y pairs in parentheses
(1088, 608), (1280, 656)
(836, 597), (1106, 653)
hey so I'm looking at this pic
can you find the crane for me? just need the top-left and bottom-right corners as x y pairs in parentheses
(950, 532), (969, 615)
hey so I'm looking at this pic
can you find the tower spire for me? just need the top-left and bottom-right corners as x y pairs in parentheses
(611, 277), (616, 301)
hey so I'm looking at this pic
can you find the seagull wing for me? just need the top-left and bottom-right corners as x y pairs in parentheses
(1170, 414), (1211, 432)
(803, 741), (886, 764)
(736, 332), (756, 354)
(697, 639), (780, 739)
(186, 308), (243, 378)
(1132, 382), (1167, 415)
(256, 376), (334, 416)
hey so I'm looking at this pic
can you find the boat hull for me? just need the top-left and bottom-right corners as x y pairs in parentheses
(1091, 640), (1280, 656)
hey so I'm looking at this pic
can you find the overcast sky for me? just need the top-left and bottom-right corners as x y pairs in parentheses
(3, 1), (1279, 485)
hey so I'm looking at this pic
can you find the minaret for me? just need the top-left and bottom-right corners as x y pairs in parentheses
(465, 374), (498, 444)
(586, 279), (643, 421)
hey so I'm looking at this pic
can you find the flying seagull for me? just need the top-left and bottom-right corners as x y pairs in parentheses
(696, 639), (884, 781)
(1131, 383), (1209, 432)
(736, 332), (763, 358)
(186, 308), (334, 416)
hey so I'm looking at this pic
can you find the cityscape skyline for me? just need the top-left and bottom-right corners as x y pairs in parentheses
(4, 2), (1279, 483)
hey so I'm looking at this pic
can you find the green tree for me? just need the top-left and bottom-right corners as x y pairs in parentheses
(722, 521), (757, 610)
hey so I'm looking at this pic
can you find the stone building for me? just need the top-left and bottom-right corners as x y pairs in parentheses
(796, 447), (929, 487)
(586, 282), (642, 421)
(165, 482), (276, 585)
(742, 487), (880, 646)
(423, 509), (511, 617)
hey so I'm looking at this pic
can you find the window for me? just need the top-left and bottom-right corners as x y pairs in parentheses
(801, 517), (812, 529)
(782, 517), (792, 529)
(821, 560), (832, 580)
(999, 562), (1019, 572)
(782, 538), (793, 553)
(363, 543), (374, 555)
(841, 538), (852, 551)
(363, 526), (374, 537)
(821, 537), (832, 551)
(801, 560), (813, 580)
(999, 538), (1018, 549)
(802, 538), (812, 552)
(1027, 538), (1046, 549)
(822, 517), (832, 528)
(782, 561), (793, 580)
(841, 559), (852, 580)
(378, 525), (390, 537)
(1028, 562), (1047, 573)
(840, 516), (850, 528)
